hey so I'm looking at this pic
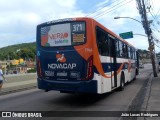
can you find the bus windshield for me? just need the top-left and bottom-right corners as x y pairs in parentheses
(40, 22), (86, 47)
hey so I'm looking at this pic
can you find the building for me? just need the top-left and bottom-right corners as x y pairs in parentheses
(0, 59), (36, 74)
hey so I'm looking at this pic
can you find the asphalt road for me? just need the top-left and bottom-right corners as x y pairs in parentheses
(0, 64), (152, 120)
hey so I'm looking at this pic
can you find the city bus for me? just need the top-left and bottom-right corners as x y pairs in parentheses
(36, 17), (139, 94)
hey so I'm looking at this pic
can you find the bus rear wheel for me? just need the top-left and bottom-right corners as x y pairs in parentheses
(133, 69), (137, 80)
(119, 73), (125, 91)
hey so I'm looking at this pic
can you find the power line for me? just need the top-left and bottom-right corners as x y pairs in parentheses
(94, 0), (133, 18)
(87, 0), (132, 18)
(150, 0), (155, 10)
(136, 0), (157, 77)
(94, 0), (133, 19)
(152, 36), (160, 50)
(148, 1), (160, 29)
(152, 31), (160, 41)
(151, 23), (160, 32)
(155, 8), (160, 19)
(148, 5), (160, 33)
(150, 10), (157, 21)
(150, 11), (160, 25)
(154, 43), (160, 48)
(153, 36), (160, 43)
(86, 0), (119, 17)
(153, 40), (160, 48)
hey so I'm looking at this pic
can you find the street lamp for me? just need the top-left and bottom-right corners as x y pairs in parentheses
(114, 16), (142, 24)
(133, 34), (147, 37)
(114, 16), (158, 77)
(114, 17), (153, 28)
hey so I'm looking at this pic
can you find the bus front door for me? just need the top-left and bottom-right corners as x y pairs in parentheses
(109, 36), (117, 88)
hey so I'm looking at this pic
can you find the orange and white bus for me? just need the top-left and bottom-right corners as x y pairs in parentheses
(36, 17), (139, 94)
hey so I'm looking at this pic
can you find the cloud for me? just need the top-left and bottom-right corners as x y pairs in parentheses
(0, 0), (85, 48)
(89, 0), (160, 52)
(0, 0), (159, 52)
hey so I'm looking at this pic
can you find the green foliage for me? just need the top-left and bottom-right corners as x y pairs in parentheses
(27, 68), (36, 73)
(137, 49), (150, 59)
(0, 42), (36, 60)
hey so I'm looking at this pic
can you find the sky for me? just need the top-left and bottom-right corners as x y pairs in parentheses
(0, 0), (160, 52)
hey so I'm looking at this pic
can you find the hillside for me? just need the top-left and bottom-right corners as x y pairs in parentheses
(0, 42), (36, 60)
(0, 42), (159, 61)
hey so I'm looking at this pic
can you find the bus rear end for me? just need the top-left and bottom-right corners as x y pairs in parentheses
(36, 18), (96, 93)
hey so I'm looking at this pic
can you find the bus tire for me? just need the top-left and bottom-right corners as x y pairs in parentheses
(133, 69), (137, 80)
(136, 68), (139, 75)
(119, 72), (125, 91)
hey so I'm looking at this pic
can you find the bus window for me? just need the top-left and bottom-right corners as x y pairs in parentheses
(96, 28), (109, 56)
(125, 45), (128, 58)
(109, 35), (116, 57)
(122, 44), (125, 57)
(128, 46), (131, 58)
(119, 41), (123, 57)
(130, 48), (133, 59)
(122, 44), (127, 58)
(133, 50), (135, 59)
(116, 39), (120, 57)
(119, 42), (127, 58)
(134, 51), (137, 60)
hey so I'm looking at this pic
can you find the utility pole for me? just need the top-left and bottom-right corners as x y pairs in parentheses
(136, 0), (157, 77)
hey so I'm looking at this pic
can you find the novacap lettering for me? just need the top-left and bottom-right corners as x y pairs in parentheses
(48, 63), (76, 69)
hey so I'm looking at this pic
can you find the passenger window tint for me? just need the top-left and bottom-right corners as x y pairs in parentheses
(96, 27), (109, 56)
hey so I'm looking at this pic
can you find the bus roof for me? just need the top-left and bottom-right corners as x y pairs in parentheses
(38, 17), (137, 50)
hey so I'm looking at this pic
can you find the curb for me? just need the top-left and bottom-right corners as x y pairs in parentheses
(119, 72), (152, 120)
(137, 74), (153, 120)
(140, 74), (153, 111)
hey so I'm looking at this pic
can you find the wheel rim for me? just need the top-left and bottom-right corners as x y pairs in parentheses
(121, 74), (124, 87)
(122, 81), (124, 87)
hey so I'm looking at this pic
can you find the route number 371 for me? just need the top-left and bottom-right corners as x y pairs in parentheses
(72, 24), (83, 32)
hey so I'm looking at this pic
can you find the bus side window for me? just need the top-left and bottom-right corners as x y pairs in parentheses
(122, 44), (128, 58)
(128, 47), (131, 58)
(109, 37), (113, 57)
(105, 35), (110, 56)
(119, 41), (123, 57)
(133, 50), (135, 59)
(125, 45), (128, 58)
(134, 51), (137, 60)
(130, 48), (133, 59)
(122, 44), (126, 58)
(132, 50), (135, 59)
(109, 36), (117, 57)
(116, 39), (120, 57)
(122, 43), (125, 57)
(96, 28), (101, 54)
(96, 27), (109, 56)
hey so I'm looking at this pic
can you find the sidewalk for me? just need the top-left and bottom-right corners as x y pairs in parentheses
(146, 72), (160, 119)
